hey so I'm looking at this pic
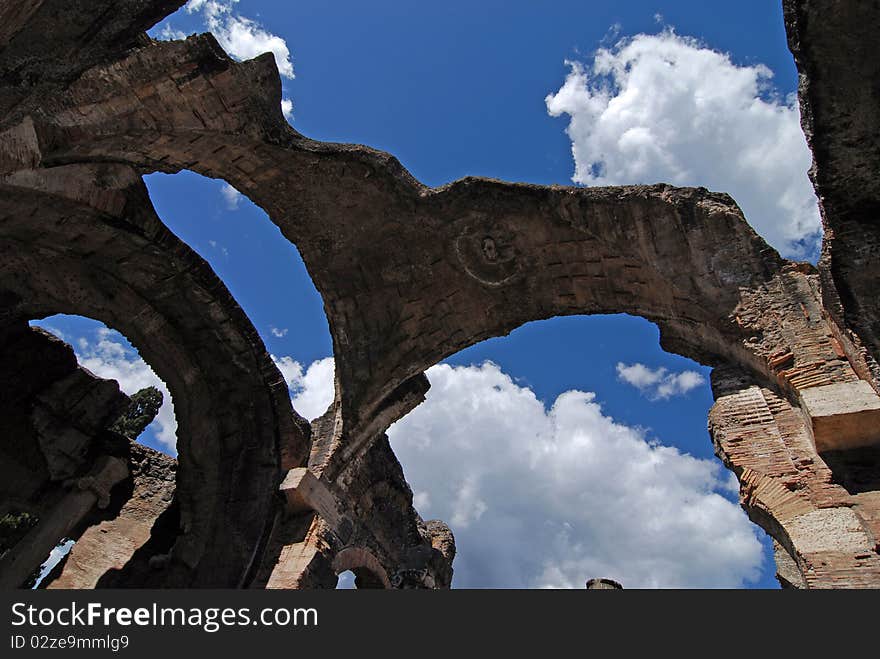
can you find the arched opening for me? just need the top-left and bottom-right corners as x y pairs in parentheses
(378, 314), (777, 588)
(332, 547), (392, 589)
(143, 170), (333, 372)
(333, 568), (387, 589)
(0, 163), (307, 587)
(336, 570), (357, 589)
(276, 312), (781, 589)
(0, 315), (177, 589)
(30, 315), (177, 456)
(9, 314), (185, 590)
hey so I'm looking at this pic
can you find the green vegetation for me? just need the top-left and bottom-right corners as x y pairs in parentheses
(0, 511), (38, 556)
(111, 386), (163, 439)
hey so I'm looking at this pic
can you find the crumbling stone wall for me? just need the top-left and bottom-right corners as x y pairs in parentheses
(783, 0), (880, 390)
(0, 0), (878, 588)
(0, 324), (131, 588)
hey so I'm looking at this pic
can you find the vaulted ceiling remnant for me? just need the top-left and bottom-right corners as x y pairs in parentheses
(0, 0), (877, 589)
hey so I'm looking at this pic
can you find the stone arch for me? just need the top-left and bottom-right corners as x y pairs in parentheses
(33, 314), (177, 452)
(13, 33), (784, 443)
(2, 0), (879, 589)
(42, 30), (867, 588)
(0, 321), (137, 589)
(332, 547), (391, 589)
(0, 315), (177, 589)
(0, 163), (310, 587)
(385, 315), (764, 589)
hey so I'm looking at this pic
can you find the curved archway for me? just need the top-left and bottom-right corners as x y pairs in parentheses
(11, 29), (787, 447)
(335, 570), (357, 589)
(0, 319), (166, 589)
(0, 163), (309, 587)
(332, 547), (392, 589)
(143, 170), (333, 372)
(32, 315), (177, 455)
(5, 315), (179, 589)
(3, 1), (879, 590)
(385, 314), (773, 588)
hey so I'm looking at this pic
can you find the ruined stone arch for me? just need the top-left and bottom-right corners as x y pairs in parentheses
(0, 162), (309, 587)
(333, 547), (392, 589)
(1, 0), (879, 589)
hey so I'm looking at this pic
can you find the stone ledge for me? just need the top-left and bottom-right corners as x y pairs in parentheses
(800, 381), (880, 452)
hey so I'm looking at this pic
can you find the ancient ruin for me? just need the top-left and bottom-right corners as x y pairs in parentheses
(0, 0), (878, 589)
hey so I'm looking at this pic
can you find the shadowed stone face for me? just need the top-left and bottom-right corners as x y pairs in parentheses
(0, 0), (878, 588)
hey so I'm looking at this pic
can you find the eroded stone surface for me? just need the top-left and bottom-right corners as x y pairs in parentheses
(0, 325), (132, 588)
(45, 443), (178, 589)
(783, 0), (880, 389)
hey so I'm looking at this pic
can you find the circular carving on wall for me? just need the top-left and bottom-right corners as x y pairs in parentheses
(455, 221), (520, 286)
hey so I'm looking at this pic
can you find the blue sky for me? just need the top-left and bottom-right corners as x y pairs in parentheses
(34, 0), (825, 588)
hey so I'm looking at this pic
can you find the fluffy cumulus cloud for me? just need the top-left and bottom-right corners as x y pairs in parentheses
(74, 328), (178, 453)
(281, 98), (294, 121)
(545, 29), (821, 258)
(282, 357), (764, 588)
(273, 356), (335, 421)
(157, 24), (187, 41)
(616, 362), (705, 400)
(185, 0), (295, 79)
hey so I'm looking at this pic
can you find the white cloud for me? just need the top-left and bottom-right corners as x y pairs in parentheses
(220, 182), (242, 209)
(270, 326), (289, 338)
(73, 327), (177, 453)
(288, 357), (764, 588)
(413, 490), (431, 511)
(281, 98), (293, 120)
(616, 362), (705, 400)
(272, 355), (335, 421)
(185, 0), (295, 79)
(545, 29), (821, 258)
(156, 23), (187, 41)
